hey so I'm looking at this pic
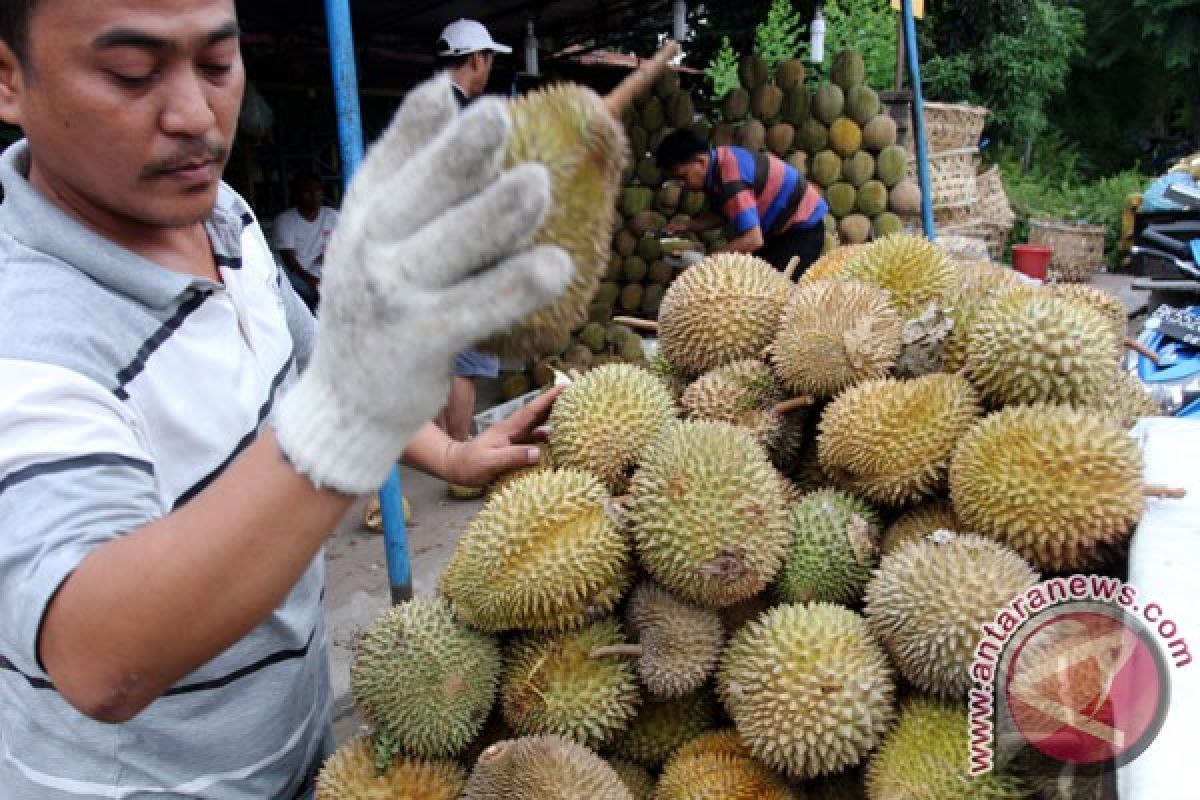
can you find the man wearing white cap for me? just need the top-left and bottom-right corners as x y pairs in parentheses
(434, 18), (513, 497)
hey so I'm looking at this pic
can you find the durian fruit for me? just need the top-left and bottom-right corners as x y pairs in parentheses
(842, 150), (876, 187)
(440, 469), (631, 632)
(831, 50), (866, 91)
(776, 58), (807, 90)
(669, 728), (750, 763)
(813, 82), (845, 125)
(864, 533), (1038, 698)
(775, 488), (883, 606)
(315, 738), (466, 800)
(862, 114), (897, 151)
(887, 179), (921, 214)
(875, 145), (908, 187)
(655, 750), (798, 800)
(1046, 283), (1127, 340)
(629, 420), (790, 608)
(798, 244), (866, 283)
(548, 363), (676, 493)
(829, 117), (863, 157)
(739, 53), (770, 90)
(736, 118), (768, 152)
(722, 88), (751, 121)
(866, 698), (1030, 799)
(856, 180), (888, 216)
(955, 260), (1025, 295)
(785, 280), (911, 393)
(622, 582), (724, 698)
(949, 404), (1147, 572)
(609, 759), (656, 799)
(825, 182), (857, 218)
(871, 211), (903, 239)
(680, 359), (805, 467)
(892, 300), (954, 379)
(846, 85), (881, 126)
(647, 352), (688, 408)
(462, 735), (633, 800)
(487, 444), (553, 498)
(350, 598), (500, 761)
(881, 497), (959, 555)
(818, 374), (981, 507)
(621, 283), (646, 312)
(752, 84), (785, 119)
(718, 603), (895, 781)
(810, 150), (843, 187)
(838, 214), (871, 245)
(767, 123), (796, 156)
(965, 288), (1119, 407)
(798, 119), (830, 154)
(608, 690), (718, 769)
(482, 44), (677, 359)
(500, 618), (642, 749)
(657, 254), (792, 377)
(843, 233), (957, 319)
(1099, 369), (1163, 426)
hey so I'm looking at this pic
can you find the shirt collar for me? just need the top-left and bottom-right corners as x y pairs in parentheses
(0, 140), (252, 310)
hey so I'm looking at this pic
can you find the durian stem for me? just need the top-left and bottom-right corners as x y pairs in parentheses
(774, 396), (815, 414)
(603, 41), (682, 117)
(613, 316), (660, 332)
(590, 644), (644, 659)
(782, 255), (802, 281)
(1126, 338), (1161, 366)
(1143, 484), (1187, 499)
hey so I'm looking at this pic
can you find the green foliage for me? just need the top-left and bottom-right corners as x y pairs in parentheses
(920, 53), (974, 103)
(821, 0), (898, 90)
(704, 36), (742, 99)
(754, 0), (808, 72)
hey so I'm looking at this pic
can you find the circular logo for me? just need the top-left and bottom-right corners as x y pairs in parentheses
(1001, 604), (1170, 768)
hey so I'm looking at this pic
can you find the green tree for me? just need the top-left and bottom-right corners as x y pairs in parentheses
(705, 35), (742, 99)
(754, 0), (808, 72)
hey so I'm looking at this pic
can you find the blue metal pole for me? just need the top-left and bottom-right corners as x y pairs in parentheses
(323, 0), (413, 604)
(902, 0), (936, 241)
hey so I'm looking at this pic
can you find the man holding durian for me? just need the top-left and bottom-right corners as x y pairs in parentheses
(657, 128), (829, 278)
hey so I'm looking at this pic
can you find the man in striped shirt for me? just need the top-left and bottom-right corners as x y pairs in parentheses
(656, 129), (829, 278)
(0, 1), (567, 797)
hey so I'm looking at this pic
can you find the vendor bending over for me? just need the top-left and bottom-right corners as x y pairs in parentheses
(656, 129), (829, 279)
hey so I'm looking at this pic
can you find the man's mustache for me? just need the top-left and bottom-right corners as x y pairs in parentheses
(142, 140), (229, 178)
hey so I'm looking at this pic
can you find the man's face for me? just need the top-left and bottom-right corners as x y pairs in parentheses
(469, 50), (494, 95)
(671, 153), (708, 192)
(0, 0), (244, 230)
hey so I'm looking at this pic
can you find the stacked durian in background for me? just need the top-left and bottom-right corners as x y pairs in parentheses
(318, 233), (1176, 800)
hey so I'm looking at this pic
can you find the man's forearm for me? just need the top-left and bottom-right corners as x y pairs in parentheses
(689, 210), (726, 233)
(401, 421), (460, 482)
(38, 430), (353, 723)
(280, 250), (319, 285)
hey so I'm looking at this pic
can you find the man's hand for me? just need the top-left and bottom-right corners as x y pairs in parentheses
(662, 220), (691, 236)
(274, 75), (572, 495)
(445, 386), (561, 487)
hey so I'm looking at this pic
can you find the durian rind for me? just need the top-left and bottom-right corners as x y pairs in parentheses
(608, 690), (718, 769)
(655, 751), (798, 800)
(462, 735), (633, 799)
(843, 233), (957, 319)
(315, 738), (466, 800)
(681, 359), (805, 466)
(625, 582), (724, 698)
(775, 488), (883, 606)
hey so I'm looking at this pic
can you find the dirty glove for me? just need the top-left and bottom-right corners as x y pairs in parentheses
(274, 75), (572, 495)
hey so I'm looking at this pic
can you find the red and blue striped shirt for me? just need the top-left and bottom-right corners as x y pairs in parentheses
(705, 146), (828, 237)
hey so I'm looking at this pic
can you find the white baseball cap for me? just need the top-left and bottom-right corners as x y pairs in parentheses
(437, 19), (512, 56)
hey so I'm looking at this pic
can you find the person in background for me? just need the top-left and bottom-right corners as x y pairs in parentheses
(273, 171), (337, 313)
(655, 128), (829, 279)
(433, 17), (514, 497)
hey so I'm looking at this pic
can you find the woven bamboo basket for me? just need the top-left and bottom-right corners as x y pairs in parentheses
(939, 218), (1011, 261)
(1029, 218), (1107, 282)
(922, 102), (990, 151)
(975, 166), (1016, 228)
(907, 148), (979, 210)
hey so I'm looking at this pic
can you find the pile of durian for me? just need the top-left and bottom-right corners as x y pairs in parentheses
(319, 237), (1179, 800)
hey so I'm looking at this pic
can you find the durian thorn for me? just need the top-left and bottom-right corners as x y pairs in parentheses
(612, 315), (660, 332)
(782, 255), (802, 281)
(589, 644), (644, 660)
(603, 40), (682, 117)
(1125, 337), (1161, 365)
(774, 396), (815, 415)
(1143, 484), (1187, 499)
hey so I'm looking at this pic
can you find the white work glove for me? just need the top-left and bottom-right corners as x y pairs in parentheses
(274, 75), (572, 495)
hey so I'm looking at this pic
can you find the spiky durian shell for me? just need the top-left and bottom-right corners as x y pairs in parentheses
(681, 359), (805, 466)
(648, 353), (690, 409)
(315, 738), (466, 800)
(718, 603), (896, 781)
(629, 420), (790, 608)
(864, 533), (1038, 698)
(949, 405), (1145, 572)
(965, 288), (1119, 407)
(549, 363), (677, 493)
(843, 233), (957, 319)
(625, 582), (724, 698)
(1045, 283), (1127, 341)
(658, 254), (793, 377)
(942, 287), (992, 373)
(881, 498), (959, 555)
(818, 374), (982, 507)
(440, 468), (631, 632)
(798, 244), (867, 284)
(866, 698), (1030, 799)
(608, 690), (718, 768)
(775, 488), (883, 606)
(1098, 369), (1162, 427)
(668, 728), (751, 764)
(482, 85), (629, 358)
(486, 444), (553, 498)
(955, 261), (1025, 296)
(609, 759), (656, 800)
(655, 751), (798, 800)
(350, 598), (499, 761)
(500, 618), (642, 749)
(462, 735), (633, 799)
(770, 279), (904, 398)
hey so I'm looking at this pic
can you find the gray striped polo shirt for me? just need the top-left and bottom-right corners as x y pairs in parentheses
(0, 141), (331, 798)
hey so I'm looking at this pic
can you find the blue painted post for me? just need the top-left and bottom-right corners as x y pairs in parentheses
(902, 0), (935, 241)
(323, 0), (413, 604)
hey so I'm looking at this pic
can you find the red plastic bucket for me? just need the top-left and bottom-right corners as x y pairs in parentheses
(1011, 244), (1053, 281)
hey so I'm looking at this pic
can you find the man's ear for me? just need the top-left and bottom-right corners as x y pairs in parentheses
(0, 40), (25, 127)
